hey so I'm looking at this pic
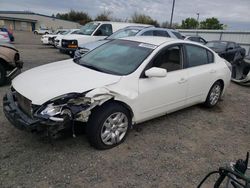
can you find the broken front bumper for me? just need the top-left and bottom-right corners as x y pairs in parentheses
(3, 91), (72, 136)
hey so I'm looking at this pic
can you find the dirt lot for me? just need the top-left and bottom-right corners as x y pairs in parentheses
(0, 31), (249, 188)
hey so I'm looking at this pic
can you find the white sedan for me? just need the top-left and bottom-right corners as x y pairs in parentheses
(3, 37), (231, 149)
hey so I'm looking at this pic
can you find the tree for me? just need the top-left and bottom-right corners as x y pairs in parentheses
(95, 11), (112, 21)
(199, 17), (224, 29)
(130, 12), (160, 27)
(180, 18), (199, 29)
(56, 10), (92, 25)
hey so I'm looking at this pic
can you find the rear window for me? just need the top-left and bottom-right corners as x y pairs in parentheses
(141, 30), (154, 36)
(186, 44), (209, 67)
(153, 30), (170, 37)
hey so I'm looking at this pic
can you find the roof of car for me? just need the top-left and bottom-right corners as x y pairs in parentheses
(120, 36), (179, 46)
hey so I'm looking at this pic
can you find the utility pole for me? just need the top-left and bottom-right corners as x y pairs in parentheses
(196, 12), (200, 28)
(170, 0), (175, 28)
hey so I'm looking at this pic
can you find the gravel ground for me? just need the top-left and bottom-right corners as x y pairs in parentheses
(0, 31), (249, 188)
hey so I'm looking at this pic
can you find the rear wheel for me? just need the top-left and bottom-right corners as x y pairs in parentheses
(204, 81), (223, 107)
(86, 102), (131, 150)
(0, 64), (7, 86)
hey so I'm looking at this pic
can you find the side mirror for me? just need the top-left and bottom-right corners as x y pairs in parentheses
(145, 67), (167, 78)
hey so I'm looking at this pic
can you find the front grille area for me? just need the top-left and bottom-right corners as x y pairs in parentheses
(61, 39), (78, 48)
(15, 92), (32, 117)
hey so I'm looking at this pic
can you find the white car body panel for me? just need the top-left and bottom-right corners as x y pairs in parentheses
(12, 60), (121, 105)
(11, 37), (231, 124)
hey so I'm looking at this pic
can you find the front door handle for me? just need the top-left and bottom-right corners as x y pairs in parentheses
(178, 78), (187, 84)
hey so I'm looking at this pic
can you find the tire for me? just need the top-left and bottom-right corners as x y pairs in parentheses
(86, 102), (131, 150)
(0, 64), (7, 86)
(34, 31), (38, 35)
(204, 81), (223, 108)
(45, 32), (49, 35)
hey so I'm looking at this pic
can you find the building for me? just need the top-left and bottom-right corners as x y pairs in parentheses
(0, 11), (81, 32)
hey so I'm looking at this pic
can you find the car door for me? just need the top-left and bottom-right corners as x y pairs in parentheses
(93, 24), (113, 40)
(184, 44), (216, 104)
(225, 42), (237, 62)
(136, 44), (188, 121)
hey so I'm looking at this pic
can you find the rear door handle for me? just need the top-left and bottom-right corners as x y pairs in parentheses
(178, 78), (187, 84)
(210, 69), (216, 73)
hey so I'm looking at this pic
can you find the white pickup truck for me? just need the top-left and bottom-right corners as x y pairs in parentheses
(34, 28), (52, 35)
(59, 21), (151, 57)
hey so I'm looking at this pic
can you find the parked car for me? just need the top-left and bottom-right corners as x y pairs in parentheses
(206, 41), (246, 63)
(54, 29), (79, 48)
(184, 35), (207, 44)
(74, 26), (183, 58)
(0, 27), (14, 42)
(59, 21), (152, 56)
(41, 29), (69, 45)
(34, 28), (52, 35)
(0, 43), (23, 86)
(231, 55), (250, 86)
(3, 37), (231, 149)
(0, 31), (10, 43)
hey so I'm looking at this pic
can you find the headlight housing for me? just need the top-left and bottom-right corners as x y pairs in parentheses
(40, 104), (63, 116)
(37, 93), (91, 119)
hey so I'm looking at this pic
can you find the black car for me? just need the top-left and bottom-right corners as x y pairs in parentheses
(206, 41), (246, 63)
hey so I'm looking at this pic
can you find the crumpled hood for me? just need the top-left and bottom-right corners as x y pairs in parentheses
(12, 59), (121, 105)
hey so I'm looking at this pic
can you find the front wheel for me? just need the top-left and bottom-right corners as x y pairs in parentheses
(204, 81), (223, 107)
(86, 102), (131, 150)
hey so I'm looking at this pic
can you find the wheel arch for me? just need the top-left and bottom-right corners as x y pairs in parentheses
(93, 98), (135, 121)
(216, 79), (224, 90)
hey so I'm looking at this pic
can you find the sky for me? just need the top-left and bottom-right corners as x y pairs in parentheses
(1, 0), (250, 30)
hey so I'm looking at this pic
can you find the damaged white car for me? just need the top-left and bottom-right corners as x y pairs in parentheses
(3, 37), (231, 149)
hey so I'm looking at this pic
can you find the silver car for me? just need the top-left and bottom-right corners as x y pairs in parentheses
(74, 26), (183, 58)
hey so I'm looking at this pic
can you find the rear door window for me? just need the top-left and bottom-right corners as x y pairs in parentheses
(185, 44), (210, 67)
(141, 30), (154, 36)
(153, 30), (170, 37)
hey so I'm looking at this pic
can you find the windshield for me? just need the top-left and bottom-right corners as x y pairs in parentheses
(78, 40), (154, 75)
(107, 28), (141, 39)
(77, 22), (100, 35)
(206, 41), (227, 50)
(61, 30), (71, 35)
